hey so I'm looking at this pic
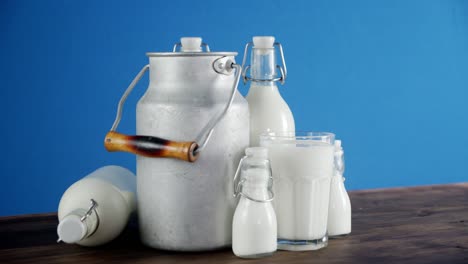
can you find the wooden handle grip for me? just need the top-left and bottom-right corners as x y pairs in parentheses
(104, 131), (199, 162)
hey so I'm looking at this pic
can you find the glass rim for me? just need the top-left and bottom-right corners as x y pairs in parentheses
(259, 131), (335, 140)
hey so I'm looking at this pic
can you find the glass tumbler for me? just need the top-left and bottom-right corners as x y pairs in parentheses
(260, 132), (335, 251)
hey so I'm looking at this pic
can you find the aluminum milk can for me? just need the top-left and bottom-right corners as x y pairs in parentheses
(104, 37), (249, 251)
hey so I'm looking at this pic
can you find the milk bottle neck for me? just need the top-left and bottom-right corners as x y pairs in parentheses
(251, 48), (276, 87)
(242, 184), (269, 201)
(241, 168), (271, 201)
(57, 206), (99, 244)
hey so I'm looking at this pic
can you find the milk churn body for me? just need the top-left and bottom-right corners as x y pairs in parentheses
(136, 53), (249, 251)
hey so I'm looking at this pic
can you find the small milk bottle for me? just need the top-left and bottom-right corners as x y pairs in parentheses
(232, 147), (277, 258)
(328, 140), (352, 237)
(57, 165), (136, 246)
(244, 36), (295, 146)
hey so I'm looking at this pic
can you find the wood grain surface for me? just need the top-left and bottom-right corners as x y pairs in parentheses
(1, 183), (468, 264)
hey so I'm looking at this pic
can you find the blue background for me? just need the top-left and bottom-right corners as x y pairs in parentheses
(2, 0), (468, 216)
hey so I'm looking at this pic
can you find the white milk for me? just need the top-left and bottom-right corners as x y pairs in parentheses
(232, 171), (277, 258)
(328, 175), (351, 236)
(247, 83), (295, 146)
(232, 148), (277, 258)
(267, 142), (334, 242)
(328, 140), (351, 237)
(57, 166), (136, 246)
(245, 36), (295, 147)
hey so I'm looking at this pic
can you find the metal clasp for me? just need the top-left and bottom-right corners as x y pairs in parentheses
(233, 156), (275, 203)
(241, 42), (287, 85)
(80, 199), (98, 222)
(233, 156), (247, 196)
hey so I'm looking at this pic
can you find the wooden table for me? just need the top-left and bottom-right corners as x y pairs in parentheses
(1, 183), (468, 263)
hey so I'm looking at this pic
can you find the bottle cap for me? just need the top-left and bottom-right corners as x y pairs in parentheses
(253, 36), (275, 49)
(245, 147), (268, 159)
(181, 37), (202, 52)
(57, 214), (87, 244)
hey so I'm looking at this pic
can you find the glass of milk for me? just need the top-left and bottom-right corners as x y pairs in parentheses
(260, 132), (335, 251)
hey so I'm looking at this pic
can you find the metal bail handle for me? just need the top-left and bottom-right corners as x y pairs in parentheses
(104, 57), (242, 163)
(241, 41), (288, 85)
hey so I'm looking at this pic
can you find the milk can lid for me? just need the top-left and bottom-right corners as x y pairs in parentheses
(146, 37), (237, 57)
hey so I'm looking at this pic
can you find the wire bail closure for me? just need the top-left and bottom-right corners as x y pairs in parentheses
(80, 199), (98, 222)
(233, 156), (275, 203)
(240, 42), (287, 85)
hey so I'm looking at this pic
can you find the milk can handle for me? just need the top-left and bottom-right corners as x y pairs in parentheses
(104, 59), (242, 162)
(195, 58), (242, 152)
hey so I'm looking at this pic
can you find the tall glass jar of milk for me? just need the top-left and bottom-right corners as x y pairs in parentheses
(260, 132), (335, 251)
